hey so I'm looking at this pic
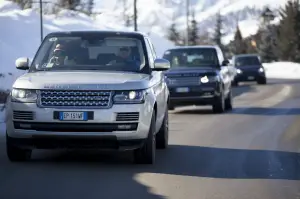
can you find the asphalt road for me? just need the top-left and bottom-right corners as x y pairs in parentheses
(0, 78), (300, 199)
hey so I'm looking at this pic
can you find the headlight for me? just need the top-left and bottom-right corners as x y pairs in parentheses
(258, 67), (264, 72)
(113, 90), (145, 104)
(11, 88), (37, 103)
(236, 69), (242, 74)
(200, 76), (219, 83)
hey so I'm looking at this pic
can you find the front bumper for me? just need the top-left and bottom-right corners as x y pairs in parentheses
(168, 83), (220, 106)
(6, 102), (153, 149)
(235, 71), (266, 82)
(7, 135), (146, 150)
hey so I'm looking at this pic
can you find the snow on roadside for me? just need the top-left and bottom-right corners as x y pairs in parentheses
(0, 1), (174, 90)
(0, 0), (19, 12)
(263, 62), (300, 79)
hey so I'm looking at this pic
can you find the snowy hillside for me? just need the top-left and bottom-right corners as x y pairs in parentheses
(0, 1), (174, 90)
(95, 0), (287, 43)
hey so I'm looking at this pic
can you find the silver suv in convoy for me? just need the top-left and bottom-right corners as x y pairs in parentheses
(5, 31), (171, 164)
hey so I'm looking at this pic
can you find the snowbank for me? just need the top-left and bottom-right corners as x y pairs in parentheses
(0, 1), (174, 90)
(0, 0), (20, 12)
(264, 62), (300, 79)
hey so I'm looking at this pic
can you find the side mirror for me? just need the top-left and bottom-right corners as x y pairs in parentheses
(222, 59), (230, 66)
(153, 58), (170, 71)
(15, 57), (30, 70)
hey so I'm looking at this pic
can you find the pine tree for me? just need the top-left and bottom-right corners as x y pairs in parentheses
(213, 12), (224, 50)
(258, 7), (278, 62)
(122, 0), (132, 27)
(233, 25), (247, 54)
(188, 9), (199, 45)
(86, 0), (94, 15)
(80, 0), (94, 15)
(295, 0), (300, 62)
(277, 0), (300, 62)
(167, 22), (181, 45)
(59, 0), (81, 11)
(198, 32), (212, 45)
(24, 0), (32, 9)
(9, 0), (31, 9)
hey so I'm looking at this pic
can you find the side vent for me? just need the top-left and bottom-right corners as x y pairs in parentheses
(116, 112), (139, 121)
(13, 111), (35, 120)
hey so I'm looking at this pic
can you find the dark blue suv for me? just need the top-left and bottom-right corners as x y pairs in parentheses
(162, 46), (233, 113)
(232, 54), (267, 86)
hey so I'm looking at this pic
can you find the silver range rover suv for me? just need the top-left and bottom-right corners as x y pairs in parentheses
(5, 31), (171, 164)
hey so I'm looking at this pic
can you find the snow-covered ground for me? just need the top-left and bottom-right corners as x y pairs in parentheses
(0, 1), (175, 90)
(264, 62), (300, 80)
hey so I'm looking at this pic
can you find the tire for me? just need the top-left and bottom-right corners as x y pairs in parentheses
(168, 104), (175, 110)
(156, 107), (169, 149)
(257, 77), (267, 85)
(225, 90), (233, 110)
(6, 134), (32, 162)
(212, 91), (225, 113)
(134, 110), (156, 164)
(232, 80), (238, 87)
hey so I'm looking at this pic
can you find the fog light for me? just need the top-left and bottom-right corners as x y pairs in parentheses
(19, 124), (31, 129)
(203, 92), (213, 96)
(118, 124), (133, 130)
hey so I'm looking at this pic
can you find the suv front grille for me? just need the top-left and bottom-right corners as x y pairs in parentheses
(167, 77), (200, 86)
(39, 90), (112, 108)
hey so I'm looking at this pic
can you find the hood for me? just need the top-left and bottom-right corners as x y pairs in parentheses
(164, 66), (218, 77)
(13, 71), (151, 90)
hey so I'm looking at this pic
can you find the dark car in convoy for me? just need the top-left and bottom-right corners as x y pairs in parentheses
(232, 54), (267, 85)
(162, 45), (233, 113)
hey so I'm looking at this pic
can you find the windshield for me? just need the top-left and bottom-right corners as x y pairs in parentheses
(30, 35), (146, 73)
(162, 48), (219, 67)
(234, 56), (261, 66)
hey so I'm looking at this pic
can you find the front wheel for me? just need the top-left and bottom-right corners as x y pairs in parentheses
(257, 77), (267, 85)
(225, 90), (233, 110)
(6, 134), (32, 162)
(168, 104), (175, 110)
(134, 110), (156, 164)
(156, 107), (169, 149)
(232, 80), (238, 87)
(212, 92), (225, 113)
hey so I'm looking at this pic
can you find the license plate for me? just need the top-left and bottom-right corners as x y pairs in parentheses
(59, 112), (88, 121)
(176, 87), (189, 93)
(248, 76), (254, 80)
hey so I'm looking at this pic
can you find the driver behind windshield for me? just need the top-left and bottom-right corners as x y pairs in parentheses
(109, 46), (132, 63)
(49, 43), (76, 66)
(108, 46), (140, 71)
